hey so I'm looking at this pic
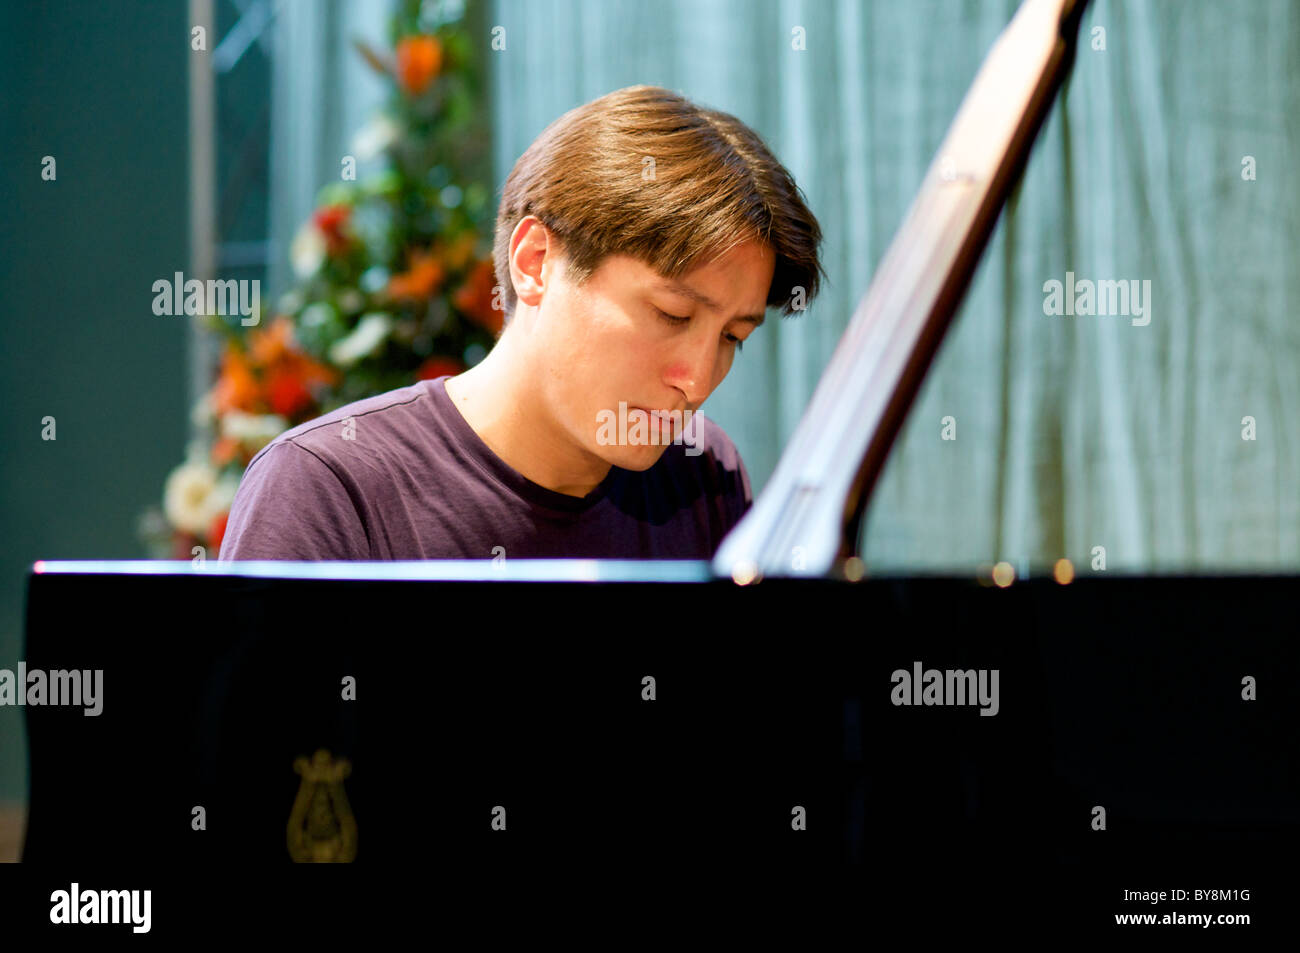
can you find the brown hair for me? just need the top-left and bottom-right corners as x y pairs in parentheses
(492, 85), (825, 322)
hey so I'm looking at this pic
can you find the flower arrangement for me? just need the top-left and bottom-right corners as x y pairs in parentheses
(140, 0), (496, 559)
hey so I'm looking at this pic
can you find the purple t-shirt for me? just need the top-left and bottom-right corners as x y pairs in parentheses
(217, 376), (752, 561)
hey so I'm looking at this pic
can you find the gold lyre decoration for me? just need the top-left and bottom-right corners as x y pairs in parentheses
(287, 749), (357, 863)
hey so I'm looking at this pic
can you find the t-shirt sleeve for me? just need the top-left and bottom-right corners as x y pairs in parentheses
(217, 440), (370, 561)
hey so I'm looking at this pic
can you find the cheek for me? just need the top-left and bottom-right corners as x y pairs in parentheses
(712, 351), (733, 389)
(542, 294), (601, 364)
(596, 306), (656, 366)
(558, 303), (636, 392)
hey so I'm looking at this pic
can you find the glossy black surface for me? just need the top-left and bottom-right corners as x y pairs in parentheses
(22, 567), (1298, 879)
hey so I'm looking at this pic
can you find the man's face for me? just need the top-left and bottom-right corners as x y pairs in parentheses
(531, 236), (775, 471)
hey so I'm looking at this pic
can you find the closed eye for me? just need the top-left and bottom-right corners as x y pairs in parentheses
(654, 307), (745, 352)
(655, 307), (690, 324)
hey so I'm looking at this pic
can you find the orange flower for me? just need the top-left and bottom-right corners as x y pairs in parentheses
(445, 232), (477, 271)
(396, 36), (442, 96)
(387, 248), (445, 301)
(415, 355), (465, 381)
(264, 366), (315, 418)
(312, 204), (352, 256)
(454, 259), (503, 336)
(293, 351), (339, 390)
(248, 315), (296, 366)
(212, 347), (260, 415)
(266, 351), (340, 418)
(209, 511), (229, 553)
(213, 317), (338, 420)
(211, 436), (241, 467)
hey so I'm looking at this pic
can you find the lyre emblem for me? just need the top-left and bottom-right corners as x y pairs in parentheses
(287, 749), (357, 862)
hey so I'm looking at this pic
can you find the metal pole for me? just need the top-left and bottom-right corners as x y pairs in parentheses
(188, 0), (217, 425)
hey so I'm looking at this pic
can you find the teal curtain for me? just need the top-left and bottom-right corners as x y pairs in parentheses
(487, 0), (1300, 572)
(266, 0), (389, 299)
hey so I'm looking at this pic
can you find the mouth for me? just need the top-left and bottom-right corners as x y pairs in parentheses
(627, 407), (683, 443)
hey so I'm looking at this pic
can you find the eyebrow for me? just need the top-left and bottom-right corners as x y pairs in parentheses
(652, 279), (767, 326)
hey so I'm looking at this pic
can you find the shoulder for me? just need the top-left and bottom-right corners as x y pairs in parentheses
(220, 384), (438, 561)
(244, 379), (435, 477)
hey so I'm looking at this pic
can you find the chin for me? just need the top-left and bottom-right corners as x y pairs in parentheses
(599, 443), (667, 472)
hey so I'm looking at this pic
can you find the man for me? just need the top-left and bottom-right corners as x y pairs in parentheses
(219, 84), (824, 561)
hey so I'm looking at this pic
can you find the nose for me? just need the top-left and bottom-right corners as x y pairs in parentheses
(663, 329), (722, 407)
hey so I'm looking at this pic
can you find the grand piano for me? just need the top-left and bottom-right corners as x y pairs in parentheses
(18, 0), (1295, 929)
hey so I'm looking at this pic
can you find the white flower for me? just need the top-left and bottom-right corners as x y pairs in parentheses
(351, 114), (399, 161)
(164, 459), (245, 536)
(220, 410), (289, 451)
(329, 312), (392, 367)
(290, 221), (327, 279)
(163, 460), (220, 535)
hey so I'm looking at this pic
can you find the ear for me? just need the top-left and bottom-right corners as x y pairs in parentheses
(509, 216), (552, 309)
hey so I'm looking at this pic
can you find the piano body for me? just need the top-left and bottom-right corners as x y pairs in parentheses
(19, 0), (1296, 916)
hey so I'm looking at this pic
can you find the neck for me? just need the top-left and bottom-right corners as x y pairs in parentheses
(443, 327), (612, 498)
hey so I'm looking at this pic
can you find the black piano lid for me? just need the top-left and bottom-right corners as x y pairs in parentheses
(20, 564), (1299, 890)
